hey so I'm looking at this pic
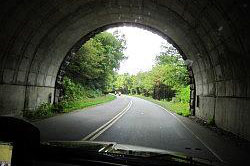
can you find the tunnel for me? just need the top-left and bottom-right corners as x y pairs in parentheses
(0, 0), (249, 141)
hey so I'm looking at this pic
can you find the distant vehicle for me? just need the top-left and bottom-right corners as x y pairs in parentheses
(114, 91), (121, 96)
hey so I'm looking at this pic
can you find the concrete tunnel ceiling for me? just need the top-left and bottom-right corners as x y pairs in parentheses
(0, 0), (250, 140)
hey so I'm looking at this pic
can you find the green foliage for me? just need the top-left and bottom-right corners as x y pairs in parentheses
(168, 102), (190, 117)
(65, 31), (127, 92)
(23, 103), (55, 120)
(134, 95), (190, 117)
(155, 45), (183, 66)
(208, 116), (216, 126)
(113, 73), (133, 94)
(113, 43), (189, 101)
(175, 86), (190, 103)
(154, 44), (189, 92)
(61, 95), (116, 113)
(113, 43), (191, 117)
(63, 77), (86, 101)
(23, 95), (116, 121)
(63, 30), (120, 99)
(63, 77), (102, 101)
(24, 31), (125, 120)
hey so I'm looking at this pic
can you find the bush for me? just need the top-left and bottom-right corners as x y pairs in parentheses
(208, 116), (215, 126)
(23, 95), (116, 121)
(52, 102), (65, 113)
(133, 95), (191, 117)
(175, 85), (190, 103)
(23, 102), (67, 120)
(169, 102), (190, 117)
(23, 103), (54, 120)
(63, 77), (102, 101)
(63, 77), (86, 101)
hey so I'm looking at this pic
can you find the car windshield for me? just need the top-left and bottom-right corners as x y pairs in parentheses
(28, 27), (247, 166)
(1, 1), (250, 166)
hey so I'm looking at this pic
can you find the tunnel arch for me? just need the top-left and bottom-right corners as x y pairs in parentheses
(0, 0), (249, 140)
(54, 23), (196, 116)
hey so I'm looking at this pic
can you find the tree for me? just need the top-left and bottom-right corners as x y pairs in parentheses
(154, 44), (189, 90)
(64, 31), (127, 94)
(113, 73), (132, 94)
(155, 45), (183, 66)
(112, 43), (189, 101)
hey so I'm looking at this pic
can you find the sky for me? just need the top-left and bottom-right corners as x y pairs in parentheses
(107, 26), (171, 75)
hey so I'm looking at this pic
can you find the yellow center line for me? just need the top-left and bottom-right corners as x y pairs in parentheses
(82, 100), (133, 141)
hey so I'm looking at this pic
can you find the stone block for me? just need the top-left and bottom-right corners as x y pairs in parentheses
(202, 70), (208, 84)
(16, 71), (26, 84)
(247, 79), (250, 97)
(45, 75), (52, 87)
(3, 69), (14, 83)
(216, 81), (226, 96)
(37, 74), (45, 86)
(202, 84), (209, 95)
(225, 80), (234, 97)
(4, 54), (19, 70)
(234, 80), (247, 97)
(209, 49), (220, 66)
(196, 96), (215, 121)
(0, 84), (25, 115)
(208, 82), (215, 95)
(196, 84), (203, 95)
(19, 58), (30, 71)
(215, 98), (250, 140)
(25, 86), (55, 110)
(214, 65), (223, 81)
(28, 72), (37, 85)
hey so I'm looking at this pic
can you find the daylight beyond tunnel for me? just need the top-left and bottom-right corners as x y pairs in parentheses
(0, 0), (250, 141)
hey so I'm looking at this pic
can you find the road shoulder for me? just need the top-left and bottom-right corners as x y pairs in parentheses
(177, 115), (250, 165)
(132, 95), (250, 165)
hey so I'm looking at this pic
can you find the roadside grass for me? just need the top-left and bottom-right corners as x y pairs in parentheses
(23, 94), (116, 121)
(133, 95), (190, 117)
(62, 95), (116, 112)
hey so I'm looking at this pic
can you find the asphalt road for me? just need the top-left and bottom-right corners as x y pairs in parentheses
(34, 95), (219, 162)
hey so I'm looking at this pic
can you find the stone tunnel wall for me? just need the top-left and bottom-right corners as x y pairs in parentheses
(0, 0), (249, 140)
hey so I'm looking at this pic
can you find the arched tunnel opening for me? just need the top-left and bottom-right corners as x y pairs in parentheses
(0, 1), (250, 163)
(55, 23), (196, 116)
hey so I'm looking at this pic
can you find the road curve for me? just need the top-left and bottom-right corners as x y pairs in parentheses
(95, 96), (218, 161)
(34, 95), (219, 162)
(33, 96), (130, 141)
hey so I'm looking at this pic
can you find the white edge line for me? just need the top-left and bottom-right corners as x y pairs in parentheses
(156, 104), (224, 163)
(81, 100), (132, 141)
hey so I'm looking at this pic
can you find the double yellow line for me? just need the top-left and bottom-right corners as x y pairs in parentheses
(82, 100), (133, 141)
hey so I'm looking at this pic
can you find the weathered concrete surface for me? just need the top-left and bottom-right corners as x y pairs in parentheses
(0, 84), (25, 116)
(0, 0), (250, 140)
